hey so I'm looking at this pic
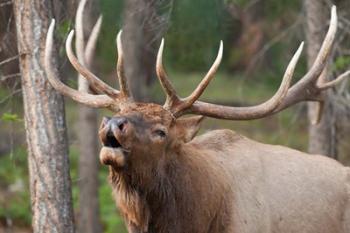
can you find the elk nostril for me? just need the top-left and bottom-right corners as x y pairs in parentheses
(110, 117), (127, 132)
(118, 122), (125, 131)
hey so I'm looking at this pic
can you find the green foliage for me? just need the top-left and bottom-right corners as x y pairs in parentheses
(0, 143), (127, 231)
(1, 112), (21, 122)
(97, 0), (231, 72)
(263, 0), (300, 21)
(0, 148), (31, 226)
(69, 145), (127, 233)
(99, 178), (127, 233)
(69, 147), (79, 211)
(0, 88), (10, 100)
(223, 0), (252, 8)
(57, 19), (72, 41)
(98, 0), (124, 71)
(69, 144), (127, 233)
(334, 55), (350, 71)
(166, 0), (227, 71)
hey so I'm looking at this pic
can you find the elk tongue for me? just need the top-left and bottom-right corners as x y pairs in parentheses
(100, 147), (126, 168)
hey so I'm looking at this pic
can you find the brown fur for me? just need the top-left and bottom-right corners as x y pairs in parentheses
(99, 103), (350, 233)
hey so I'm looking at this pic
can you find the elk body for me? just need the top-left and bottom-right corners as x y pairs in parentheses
(44, 2), (350, 232)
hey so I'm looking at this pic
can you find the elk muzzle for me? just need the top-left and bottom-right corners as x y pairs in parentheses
(99, 116), (129, 168)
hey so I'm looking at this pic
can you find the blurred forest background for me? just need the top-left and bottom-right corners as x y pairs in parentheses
(0, 0), (349, 232)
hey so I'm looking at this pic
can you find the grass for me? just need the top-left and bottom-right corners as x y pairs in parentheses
(0, 71), (309, 231)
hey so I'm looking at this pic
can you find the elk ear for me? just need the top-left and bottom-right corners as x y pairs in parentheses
(175, 116), (205, 143)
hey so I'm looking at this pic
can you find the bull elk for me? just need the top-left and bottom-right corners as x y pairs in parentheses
(44, 2), (350, 232)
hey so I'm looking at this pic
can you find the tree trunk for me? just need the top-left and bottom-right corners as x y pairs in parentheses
(13, 0), (75, 232)
(77, 106), (101, 233)
(225, 1), (264, 73)
(304, 0), (337, 158)
(122, 0), (169, 101)
(76, 1), (102, 233)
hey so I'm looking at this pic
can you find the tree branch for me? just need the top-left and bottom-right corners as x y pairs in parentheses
(0, 55), (19, 67)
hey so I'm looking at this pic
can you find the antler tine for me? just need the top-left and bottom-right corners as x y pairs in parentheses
(317, 70), (350, 90)
(309, 69), (350, 124)
(156, 38), (180, 109)
(85, 15), (102, 68)
(75, 0), (90, 92)
(175, 41), (223, 112)
(116, 30), (131, 97)
(66, 30), (120, 98)
(44, 19), (115, 109)
(185, 42), (304, 119)
(75, 0), (87, 66)
(75, 0), (103, 69)
(301, 5), (337, 85)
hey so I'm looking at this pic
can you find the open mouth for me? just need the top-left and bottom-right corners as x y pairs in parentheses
(104, 131), (122, 149)
(100, 131), (126, 168)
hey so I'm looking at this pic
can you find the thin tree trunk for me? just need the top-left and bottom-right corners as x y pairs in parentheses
(77, 106), (101, 233)
(13, 0), (75, 232)
(122, 0), (170, 101)
(76, 1), (102, 233)
(304, 0), (337, 158)
(0, 2), (19, 82)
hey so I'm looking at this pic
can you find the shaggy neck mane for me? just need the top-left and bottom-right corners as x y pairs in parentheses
(108, 143), (226, 232)
(108, 151), (187, 232)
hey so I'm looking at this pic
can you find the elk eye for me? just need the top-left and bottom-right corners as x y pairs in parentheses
(154, 129), (166, 138)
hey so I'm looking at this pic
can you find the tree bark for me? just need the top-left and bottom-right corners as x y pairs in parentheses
(13, 0), (75, 232)
(76, 1), (102, 233)
(304, 0), (337, 158)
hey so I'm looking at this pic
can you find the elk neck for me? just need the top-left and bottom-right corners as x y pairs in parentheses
(107, 142), (223, 232)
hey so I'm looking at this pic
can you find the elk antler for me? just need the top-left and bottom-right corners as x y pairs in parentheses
(157, 37), (302, 119)
(44, 20), (116, 109)
(66, 31), (121, 98)
(44, 0), (132, 111)
(75, 0), (102, 93)
(270, 6), (347, 118)
(157, 39), (225, 114)
(66, 0), (131, 99)
(116, 30), (130, 97)
(156, 5), (348, 120)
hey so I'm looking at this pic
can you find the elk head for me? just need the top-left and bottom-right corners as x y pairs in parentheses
(44, 5), (347, 174)
(98, 102), (204, 172)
